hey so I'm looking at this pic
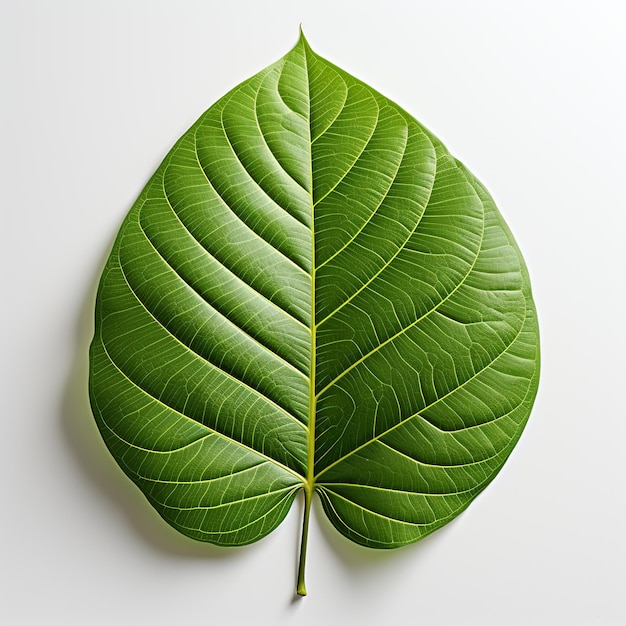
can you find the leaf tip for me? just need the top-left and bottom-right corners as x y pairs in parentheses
(297, 25), (311, 49)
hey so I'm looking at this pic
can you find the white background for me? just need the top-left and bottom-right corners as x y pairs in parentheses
(2, 1), (625, 624)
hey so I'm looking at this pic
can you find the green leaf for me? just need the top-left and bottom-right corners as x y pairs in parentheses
(89, 32), (540, 596)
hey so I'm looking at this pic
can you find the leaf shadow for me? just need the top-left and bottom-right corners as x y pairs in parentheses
(58, 239), (240, 562)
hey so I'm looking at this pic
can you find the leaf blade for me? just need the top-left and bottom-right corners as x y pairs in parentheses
(89, 33), (539, 589)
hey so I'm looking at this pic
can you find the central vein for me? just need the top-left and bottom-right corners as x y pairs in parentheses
(297, 39), (316, 597)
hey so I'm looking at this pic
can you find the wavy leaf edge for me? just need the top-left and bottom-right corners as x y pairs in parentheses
(89, 31), (540, 596)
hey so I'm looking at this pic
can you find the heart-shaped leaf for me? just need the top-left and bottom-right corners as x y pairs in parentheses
(89, 32), (540, 595)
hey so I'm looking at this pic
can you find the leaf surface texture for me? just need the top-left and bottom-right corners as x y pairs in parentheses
(90, 33), (540, 589)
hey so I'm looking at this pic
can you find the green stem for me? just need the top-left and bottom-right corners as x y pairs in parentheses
(298, 38), (316, 598)
(296, 486), (312, 596)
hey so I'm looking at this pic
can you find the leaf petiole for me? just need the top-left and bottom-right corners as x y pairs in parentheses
(296, 485), (313, 596)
